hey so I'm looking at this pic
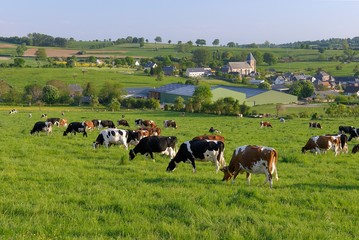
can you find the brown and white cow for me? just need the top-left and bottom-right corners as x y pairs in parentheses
(59, 118), (68, 127)
(301, 135), (341, 156)
(192, 135), (225, 142)
(220, 145), (278, 188)
(135, 119), (156, 128)
(325, 134), (348, 154)
(260, 121), (272, 128)
(83, 120), (95, 131)
(118, 119), (130, 127)
(163, 120), (177, 129)
(138, 127), (161, 136)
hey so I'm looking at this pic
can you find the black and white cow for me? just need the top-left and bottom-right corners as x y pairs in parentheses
(9, 109), (18, 114)
(30, 121), (53, 135)
(63, 122), (88, 137)
(129, 136), (177, 161)
(92, 119), (116, 129)
(348, 128), (359, 141)
(166, 140), (225, 173)
(46, 117), (61, 127)
(339, 126), (354, 134)
(93, 128), (141, 149)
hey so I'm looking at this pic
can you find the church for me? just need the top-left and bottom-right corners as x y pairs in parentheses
(224, 52), (256, 76)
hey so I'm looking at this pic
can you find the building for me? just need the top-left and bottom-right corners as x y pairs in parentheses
(185, 68), (212, 78)
(148, 83), (297, 106)
(224, 52), (256, 76)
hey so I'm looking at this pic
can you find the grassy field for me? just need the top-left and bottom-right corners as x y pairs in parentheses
(0, 106), (358, 239)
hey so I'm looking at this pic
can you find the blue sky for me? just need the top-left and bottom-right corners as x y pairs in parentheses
(0, 0), (358, 45)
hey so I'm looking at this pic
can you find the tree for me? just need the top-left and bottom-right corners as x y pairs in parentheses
(195, 39), (206, 46)
(23, 83), (43, 104)
(258, 82), (271, 90)
(13, 58), (25, 67)
(168, 40), (171, 44)
(83, 82), (97, 96)
(289, 80), (314, 99)
(263, 52), (277, 65)
(99, 82), (126, 104)
(154, 36), (162, 43)
(252, 51), (263, 65)
(174, 96), (185, 111)
(192, 48), (211, 66)
(192, 85), (212, 112)
(227, 42), (236, 48)
(109, 98), (121, 112)
(42, 85), (60, 104)
(35, 48), (47, 61)
(156, 71), (164, 81)
(212, 39), (220, 46)
(16, 43), (27, 56)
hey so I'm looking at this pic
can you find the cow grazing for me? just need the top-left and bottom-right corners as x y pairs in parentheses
(138, 127), (161, 136)
(309, 122), (322, 129)
(220, 145), (278, 188)
(348, 128), (359, 141)
(301, 135), (341, 156)
(325, 134), (348, 154)
(129, 136), (177, 161)
(135, 119), (156, 128)
(92, 119), (116, 129)
(9, 109), (18, 114)
(166, 140), (225, 173)
(192, 135), (225, 142)
(30, 121), (53, 135)
(163, 120), (177, 129)
(83, 120), (94, 131)
(117, 119), (130, 127)
(279, 118), (285, 123)
(47, 118), (61, 127)
(209, 127), (221, 133)
(339, 126), (354, 134)
(93, 128), (141, 149)
(41, 113), (47, 118)
(63, 122), (87, 137)
(29, 113), (32, 118)
(352, 144), (359, 154)
(59, 118), (68, 127)
(260, 121), (272, 128)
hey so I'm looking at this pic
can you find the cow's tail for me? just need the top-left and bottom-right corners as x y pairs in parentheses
(271, 149), (279, 181)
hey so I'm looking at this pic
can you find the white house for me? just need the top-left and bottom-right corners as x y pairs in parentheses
(185, 68), (212, 78)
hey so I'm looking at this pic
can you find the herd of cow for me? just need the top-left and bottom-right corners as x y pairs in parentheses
(28, 114), (359, 188)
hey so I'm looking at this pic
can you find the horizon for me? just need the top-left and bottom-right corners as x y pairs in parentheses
(1, 0), (359, 45)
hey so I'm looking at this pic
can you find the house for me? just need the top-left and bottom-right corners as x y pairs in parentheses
(274, 76), (286, 85)
(143, 61), (157, 71)
(163, 66), (176, 76)
(224, 52), (256, 76)
(334, 76), (359, 88)
(185, 68), (212, 78)
(68, 84), (83, 97)
(124, 87), (151, 99)
(315, 71), (332, 82)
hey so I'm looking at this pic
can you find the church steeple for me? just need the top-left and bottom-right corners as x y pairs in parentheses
(246, 52), (256, 72)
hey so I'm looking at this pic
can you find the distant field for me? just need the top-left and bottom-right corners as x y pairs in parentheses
(0, 106), (358, 239)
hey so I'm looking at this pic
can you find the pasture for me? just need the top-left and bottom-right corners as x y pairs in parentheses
(0, 107), (358, 239)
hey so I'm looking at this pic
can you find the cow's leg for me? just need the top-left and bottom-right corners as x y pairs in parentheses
(191, 160), (196, 173)
(231, 171), (240, 184)
(149, 152), (155, 161)
(246, 172), (251, 185)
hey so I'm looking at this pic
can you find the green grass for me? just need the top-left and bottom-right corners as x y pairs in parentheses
(0, 106), (358, 239)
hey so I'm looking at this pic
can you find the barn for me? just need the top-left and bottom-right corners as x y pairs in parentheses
(148, 83), (298, 106)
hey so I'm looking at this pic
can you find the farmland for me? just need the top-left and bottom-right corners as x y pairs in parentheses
(0, 106), (358, 239)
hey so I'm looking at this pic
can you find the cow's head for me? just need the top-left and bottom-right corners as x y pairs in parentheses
(166, 159), (177, 172)
(220, 166), (234, 181)
(63, 131), (68, 136)
(129, 150), (136, 160)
